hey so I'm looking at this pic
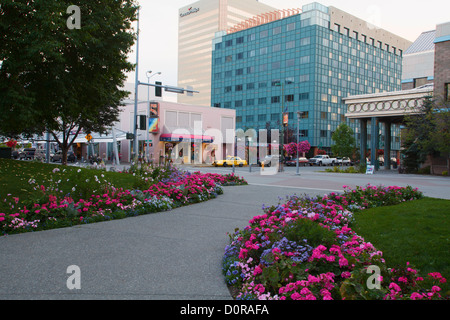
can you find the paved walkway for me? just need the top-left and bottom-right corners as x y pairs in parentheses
(1, 184), (322, 300)
(0, 167), (448, 300)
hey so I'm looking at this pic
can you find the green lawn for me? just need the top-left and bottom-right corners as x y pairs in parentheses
(353, 197), (450, 293)
(0, 159), (135, 212)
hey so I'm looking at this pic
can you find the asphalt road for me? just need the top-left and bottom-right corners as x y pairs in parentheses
(0, 165), (448, 300)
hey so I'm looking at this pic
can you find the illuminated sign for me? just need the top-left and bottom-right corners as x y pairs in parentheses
(148, 118), (159, 133)
(180, 7), (200, 18)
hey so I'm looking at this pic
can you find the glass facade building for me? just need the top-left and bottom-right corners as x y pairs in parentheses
(211, 3), (409, 152)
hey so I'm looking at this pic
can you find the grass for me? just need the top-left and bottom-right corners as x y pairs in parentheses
(353, 197), (450, 293)
(0, 158), (135, 212)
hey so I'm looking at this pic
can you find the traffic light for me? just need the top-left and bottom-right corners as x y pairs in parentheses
(139, 115), (146, 130)
(155, 81), (162, 97)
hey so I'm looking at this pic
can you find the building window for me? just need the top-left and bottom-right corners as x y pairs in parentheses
(299, 75), (310, 83)
(333, 23), (340, 33)
(259, 82), (267, 88)
(248, 33), (255, 41)
(213, 103), (221, 108)
(286, 22), (296, 31)
(300, 130), (308, 137)
(273, 43), (281, 52)
(300, 37), (311, 46)
(225, 71), (232, 78)
(235, 100), (243, 108)
(225, 39), (233, 47)
(300, 111), (309, 119)
(260, 30), (268, 38)
(285, 94), (294, 102)
(258, 97), (267, 104)
(236, 116), (242, 123)
(258, 114), (267, 121)
(236, 36), (244, 44)
(246, 99), (255, 106)
(236, 68), (244, 76)
(215, 43), (222, 50)
(273, 26), (282, 35)
(235, 84), (243, 92)
(260, 47), (268, 55)
(299, 92), (310, 100)
(248, 50), (256, 58)
(286, 59), (295, 67)
(236, 52), (244, 60)
(224, 86), (232, 93)
(300, 56), (310, 64)
(247, 66), (255, 74)
(246, 83), (255, 90)
(271, 96), (281, 103)
(446, 83), (450, 101)
(214, 57), (222, 64)
(321, 112), (327, 120)
(272, 61), (281, 70)
(286, 40), (295, 49)
(246, 115), (254, 122)
(225, 55), (232, 62)
(320, 130), (328, 138)
(271, 113), (278, 121)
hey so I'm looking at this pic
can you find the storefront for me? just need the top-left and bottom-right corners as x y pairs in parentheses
(115, 100), (236, 164)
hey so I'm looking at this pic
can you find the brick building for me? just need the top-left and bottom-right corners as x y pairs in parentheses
(433, 22), (450, 101)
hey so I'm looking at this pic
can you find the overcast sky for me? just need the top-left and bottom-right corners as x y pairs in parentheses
(126, 0), (450, 95)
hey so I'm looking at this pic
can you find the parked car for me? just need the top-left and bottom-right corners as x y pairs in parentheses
(285, 157), (309, 166)
(213, 156), (247, 167)
(51, 150), (76, 163)
(258, 155), (280, 167)
(308, 155), (337, 166)
(336, 157), (352, 166)
(19, 148), (36, 160)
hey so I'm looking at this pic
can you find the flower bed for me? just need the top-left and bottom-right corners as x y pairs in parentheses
(0, 165), (247, 235)
(222, 185), (448, 300)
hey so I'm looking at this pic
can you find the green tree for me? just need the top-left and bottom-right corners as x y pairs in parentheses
(0, 0), (138, 164)
(430, 99), (450, 175)
(402, 96), (441, 173)
(331, 123), (356, 165)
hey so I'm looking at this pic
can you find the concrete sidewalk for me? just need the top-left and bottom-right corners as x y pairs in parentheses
(0, 184), (318, 300)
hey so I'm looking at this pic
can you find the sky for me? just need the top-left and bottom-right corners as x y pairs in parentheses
(126, 0), (450, 99)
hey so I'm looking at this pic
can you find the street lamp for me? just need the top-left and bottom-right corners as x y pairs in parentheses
(146, 71), (161, 162)
(296, 111), (305, 176)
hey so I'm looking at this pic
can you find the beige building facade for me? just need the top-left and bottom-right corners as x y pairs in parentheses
(177, 0), (276, 106)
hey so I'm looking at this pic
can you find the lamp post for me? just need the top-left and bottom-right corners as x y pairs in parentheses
(296, 111), (304, 176)
(146, 71), (161, 162)
(132, 7), (140, 162)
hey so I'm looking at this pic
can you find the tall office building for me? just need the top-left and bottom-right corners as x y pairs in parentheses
(177, 0), (276, 106)
(211, 2), (412, 152)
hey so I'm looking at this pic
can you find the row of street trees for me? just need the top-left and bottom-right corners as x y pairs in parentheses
(0, 0), (139, 165)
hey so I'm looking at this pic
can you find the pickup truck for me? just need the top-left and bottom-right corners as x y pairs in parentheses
(308, 155), (337, 166)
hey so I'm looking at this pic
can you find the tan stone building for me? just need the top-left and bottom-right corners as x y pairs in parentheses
(177, 0), (276, 107)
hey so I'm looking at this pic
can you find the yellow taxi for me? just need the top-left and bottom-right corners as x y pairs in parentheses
(213, 156), (248, 167)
